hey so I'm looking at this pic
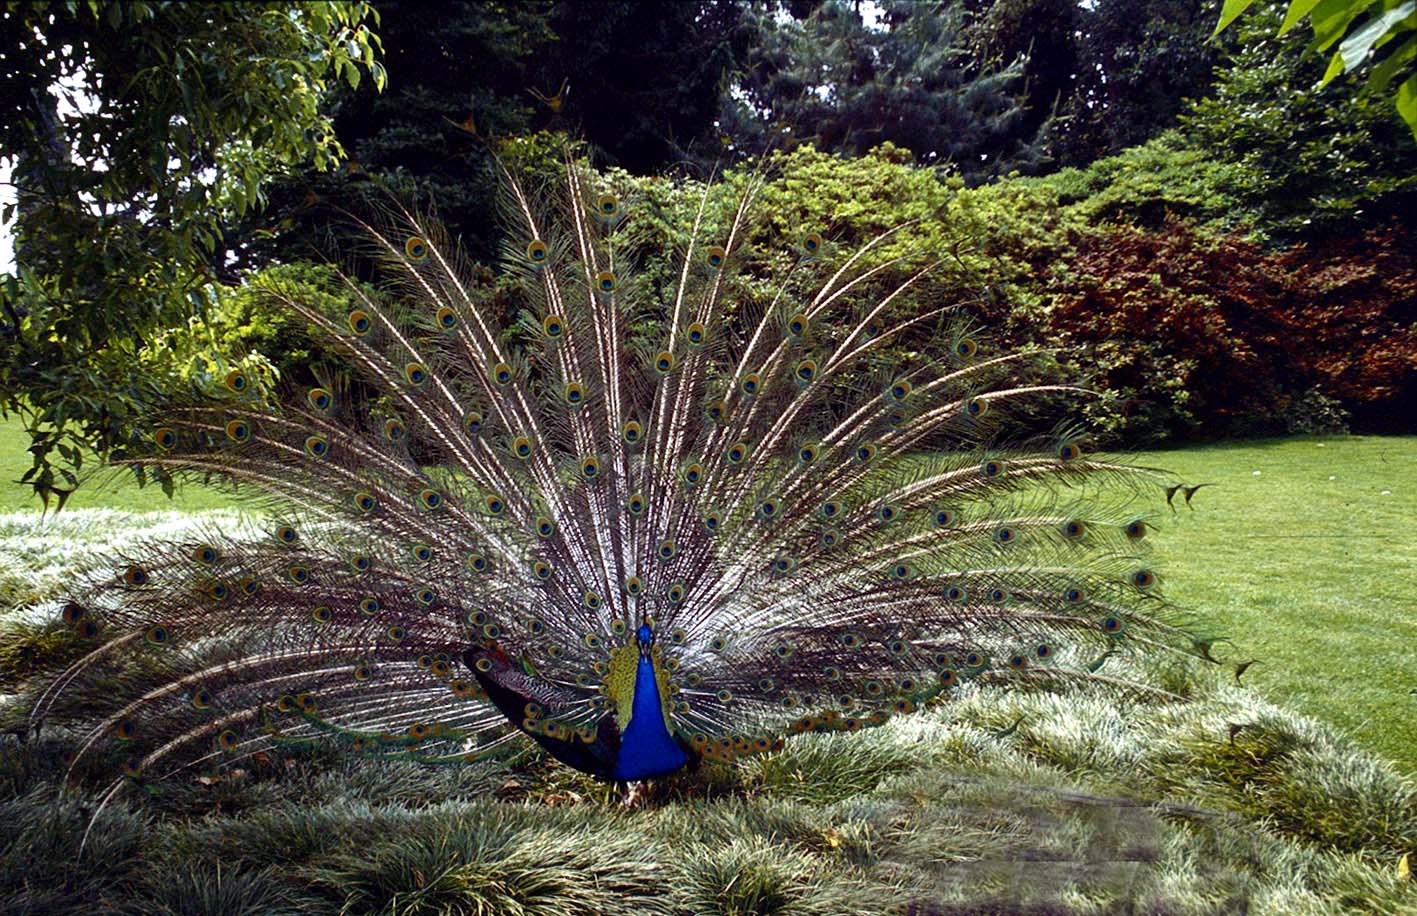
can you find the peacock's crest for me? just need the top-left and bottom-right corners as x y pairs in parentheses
(26, 156), (1193, 788)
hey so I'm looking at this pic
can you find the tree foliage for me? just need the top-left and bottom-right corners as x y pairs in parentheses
(1215, 0), (1417, 140)
(1186, 3), (1417, 238)
(0, 0), (383, 505)
(723, 0), (1045, 180)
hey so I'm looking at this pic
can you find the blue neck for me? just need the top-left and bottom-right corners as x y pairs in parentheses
(611, 651), (688, 781)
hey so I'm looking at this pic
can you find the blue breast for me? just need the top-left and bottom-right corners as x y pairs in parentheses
(611, 652), (689, 781)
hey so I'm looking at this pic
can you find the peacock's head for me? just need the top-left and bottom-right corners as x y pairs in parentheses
(636, 623), (654, 656)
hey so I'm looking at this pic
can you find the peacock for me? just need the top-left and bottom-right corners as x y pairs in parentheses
(24, 157), (1194, 794)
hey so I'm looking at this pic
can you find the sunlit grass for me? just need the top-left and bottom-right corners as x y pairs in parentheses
(1131, 435), (1417, 773)
(1, 422), (1415, 913)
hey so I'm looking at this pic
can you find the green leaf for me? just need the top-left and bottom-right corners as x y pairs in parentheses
(1369, 34), (1417, 91)
(1214, 0), (1260, 36)
(1280, 0), (1324, 35)
(1338, 2), (1416, 73)
(1397, 72), (1417, 137)
(1321, 48), (1348, 86)
(1310, 0), (1379, 52)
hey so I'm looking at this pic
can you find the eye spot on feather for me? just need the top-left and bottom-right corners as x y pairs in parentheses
(415, 588), (436, 607)
(404, 362), (429, 387)
(191, 689), (213, 710)
(939, 668), (959, 687)
(716, 688), (734, 704)
(154, 426), (178, 450)
(510, 436), (534, 460)
(993, 526), (1017, 545)
(535, 516), (555, 538)
(225, 419), (251, 443)
(981, 459), (1003, 477)
(787, 313), (809, 337)
(562, 383), (586, 407)
(532, 560), (552, 582)
(855, 443), (877, 463)
(1124, 520), (1148, 540)
(1130, 569), (1157, 590)
(404, 236), (430, 263)
(624, 576), (643, 595)
(467, 553), (488, 572)
(287, 565), (310, 584)
(145, 624), (170, 646)
(208, 582), (229, 601)
(682, 463), (703, 486)
(124, 566), (149, 587)
(304, 435), (329, 458)
(964, 651), (988, 670)
(1057, 442), (1083, 461)
(772, 556), (797, 574)
(542, 314), (565, 339)
(955, 337), (978, 359)
(795, 359), (817, 385)
(889, 379), (912, 401)
(704, 400), (727, 424)
(526, 239), (548, 264)
(943, 585), (967, 602)
(596, 193), (620, 219)
(419, 488), (444, 510)
(217, 730), (240, 752)
(484, 494), (505, 515)
(965, 398), (989, 418)
(1101, 615), (1126, 635)
(353, 664), (373, 682)
(223, 369), (249, 394)
(492, 362), (513, 386)
(1064, 586), (1086, 604)
(595, 271), (616, 294)
(386, 625), (406, 643)
(436, 305), (457, 330)
(757, 499), (779, 520)
(350, 554), (372, 573)
(579, 456), (601, 480)
(800, 232), (823, 256)
(877, 503), (898, 524)
(839, 632), (862, 649)
(358, 597), (380, 616)
(666, 582), (687, 604)
(934, 508), (957, 527)
(704, 245), (726, 270)
(354, 492), (376, 513)
(686, 322), (707, 347)
(1035, 644), (1053, 660)
(311, 605), (332, 623)
(1008, 653), (1028, 670)
(583, 591), (603, 610)
(621, 420), (644, 445)
(348, 310), (373, 336)
(463, 411), (484, 435)
(308, 388), (333, 411)
(740, 374), (760, 396)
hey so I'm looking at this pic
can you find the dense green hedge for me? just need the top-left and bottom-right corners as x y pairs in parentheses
(205, 136), (1413, 447)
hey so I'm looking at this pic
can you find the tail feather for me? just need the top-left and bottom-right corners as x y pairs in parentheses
(22, 155), (1200, 783)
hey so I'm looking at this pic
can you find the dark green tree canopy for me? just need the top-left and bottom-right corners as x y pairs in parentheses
(722, 0), (1044, 179)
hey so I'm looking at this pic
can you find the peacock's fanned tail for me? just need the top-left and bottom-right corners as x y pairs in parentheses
(28, 160), (1193, 785)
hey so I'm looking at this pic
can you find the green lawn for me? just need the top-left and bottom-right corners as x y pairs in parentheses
(2, 417), (1414, 770)
(1133, 435), (1417, 772)
(0, 417), (252, 514)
